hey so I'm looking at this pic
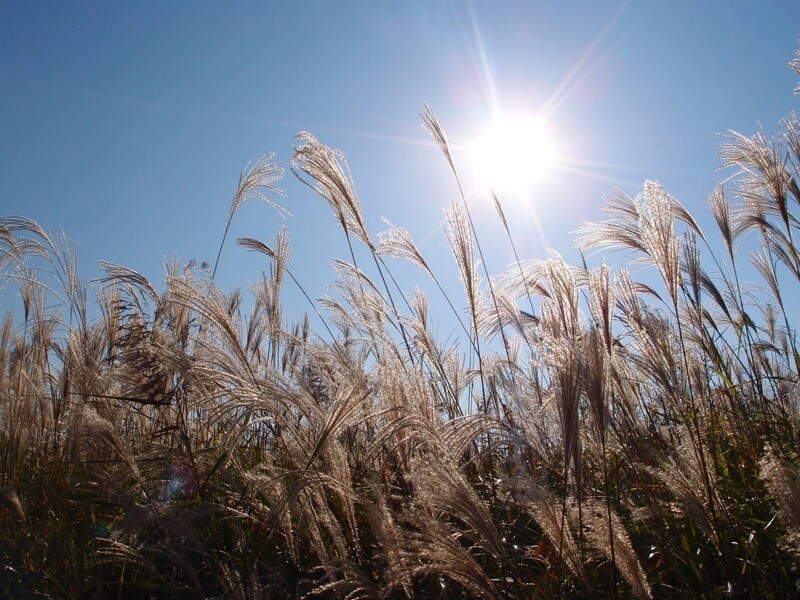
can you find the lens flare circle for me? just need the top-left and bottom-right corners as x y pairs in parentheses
(468, 114), (556, 193)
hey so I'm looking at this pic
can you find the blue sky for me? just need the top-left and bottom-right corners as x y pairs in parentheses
(1, 2), (799, 333)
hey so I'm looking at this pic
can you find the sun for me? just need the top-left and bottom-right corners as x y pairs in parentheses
(467, 114), (557, 193)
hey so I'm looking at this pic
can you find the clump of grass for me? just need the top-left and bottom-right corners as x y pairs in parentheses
(2, 48), (800, 600)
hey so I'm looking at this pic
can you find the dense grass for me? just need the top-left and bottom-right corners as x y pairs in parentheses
(2, 53), (800, 599)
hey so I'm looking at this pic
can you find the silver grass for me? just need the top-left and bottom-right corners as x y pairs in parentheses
(268, 226), (291, 289)
(750, 247), (785, 311)
(446, 199), (481, 324)
(650, 424), (724, 551)
(322, 439), (361, 553)
(697, 265), (735, 325)
(575, 188), (647, 255)
(259, 469), (356, 559)
(720, 127), (798, 233)
(514, 478), (585, 579)
(306, 561), (381, 600)
(760, 447), (800, 553)
(407, 286), (429, 344)
(586, 262), (614, 354)
(238, 234), (347, 350)
(681, 231), (701, 308)
(582, 327), (611, 438)
(793, 48), (800, 93)
(214, 153), (286, 278)
(439, 412), (515, 459)
(538, 253), (582, 342)
(709, 185), (736, 259)
(318, 293), (358, 333)
(6, 49), (800, 595)
(293, 132), (373, 250)
(640, 181), (683, 304)
(95, 538), (156, 572)
(306, 377), (370, 467)
(0, 486), (24, 519)
(786, 112), (800, 174)
(325, 272), (398, 356)
(360, 488), (412, 596)
(69, 404), (140, 482)
(0, 217), (80, 299)
(752, 224), (800, 281)
(552, 340), (584, 490)
(398, 521), (501, 599)
(97, 261), (161, 311)
(495, 257), (553, 301)
(0, 222), (25, 270)
(420, 104), (456, 175)
(332, 259), (384, 299)
(475, 288), (536, 341)
(383, 222), (476, 347)
(291, 137), (413, 364)
(378, 356), (439, 423)
(227, 153), (288, 222)
(243, 283), (275, 366)
(328, 266), (390, 329)
(362, 410), (431, 473)
(423, 107), (516, 374)
(577, 181), (688, 305)
(241, 466), (298, 561)
(582, 499), (653, 599)
(401, 289), (464, 414)
(443, 346), (471, 404)
(167, 277), (257, 383)
(628, 312), (687, 405)
(491, 192), (509, 231)
(377, 220), (432, 275)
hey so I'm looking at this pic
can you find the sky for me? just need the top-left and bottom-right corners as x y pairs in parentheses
(1, 2), (799, 336)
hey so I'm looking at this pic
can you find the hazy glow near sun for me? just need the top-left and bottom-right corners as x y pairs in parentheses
(467, 114), (557, 193)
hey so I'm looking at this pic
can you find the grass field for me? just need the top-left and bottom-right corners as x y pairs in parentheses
(1, 52), (800, 600)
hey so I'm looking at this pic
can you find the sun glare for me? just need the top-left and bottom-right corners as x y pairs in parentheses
(467, 114), (557, 193)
